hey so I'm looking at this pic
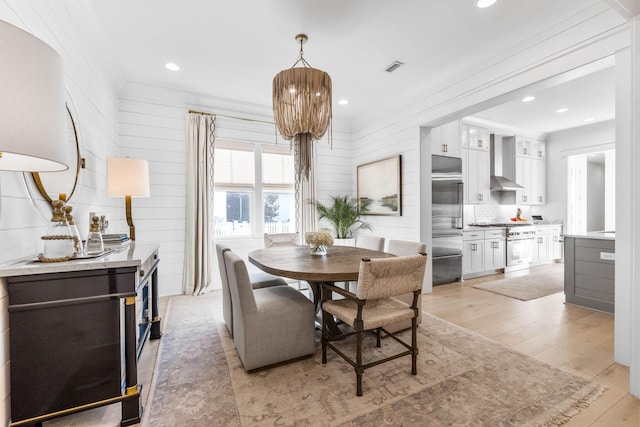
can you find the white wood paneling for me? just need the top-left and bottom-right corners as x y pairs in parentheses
(0, 1), (123, 425)
(119, 81), (353, 295)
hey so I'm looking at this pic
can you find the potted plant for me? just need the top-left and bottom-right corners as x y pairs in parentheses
(315, 195), (373, 243)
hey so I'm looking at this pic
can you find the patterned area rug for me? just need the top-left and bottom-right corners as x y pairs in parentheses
(145, 293), (605, 426)
(472, 268), (564, 301)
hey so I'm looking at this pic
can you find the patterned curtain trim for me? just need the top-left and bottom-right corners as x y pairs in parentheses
(183, 112), (216, 295)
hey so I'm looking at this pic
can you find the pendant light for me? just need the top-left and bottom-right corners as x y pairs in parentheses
(272, 34), (332, 180)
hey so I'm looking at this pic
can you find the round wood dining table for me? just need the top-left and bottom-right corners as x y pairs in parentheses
(248, 245), (394, 335)
(248, 244), (394, 283)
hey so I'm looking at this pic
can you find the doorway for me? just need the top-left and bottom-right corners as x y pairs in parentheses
(566, 149), (615, 234)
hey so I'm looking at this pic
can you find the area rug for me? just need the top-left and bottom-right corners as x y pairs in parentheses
(146, 293), (605, 426)
(143, 295), (241, 426)
(472, 268), (564, 301)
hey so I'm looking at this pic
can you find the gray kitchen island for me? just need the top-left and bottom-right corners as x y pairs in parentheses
(563, 232), (615, 314)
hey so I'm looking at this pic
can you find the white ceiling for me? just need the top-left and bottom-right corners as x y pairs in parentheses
(83, 0), (613, 128)
(471, 66), (616, 135)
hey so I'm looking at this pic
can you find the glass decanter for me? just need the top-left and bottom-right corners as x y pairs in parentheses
(85, 215), (104, 255)
(62, 205), (83, 256)
(40, 200), (76, 262)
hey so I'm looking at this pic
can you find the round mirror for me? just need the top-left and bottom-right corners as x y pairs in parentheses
(23, 91), (84, 217)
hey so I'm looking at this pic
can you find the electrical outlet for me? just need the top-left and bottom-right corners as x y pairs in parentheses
(600, 252), (615, 261)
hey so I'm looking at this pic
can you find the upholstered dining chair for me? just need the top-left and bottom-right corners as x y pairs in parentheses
(321, 253), (427, 396)
(355, 235), (385, 251)
(264, 232), (299, 247)
(224, 250), (316, 371)
(216, 243), (288, 337)
(264, 232), (309, 291)
(385, 239), (428, 333)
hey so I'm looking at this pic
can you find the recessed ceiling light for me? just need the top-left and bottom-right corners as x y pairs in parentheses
(556, 108), (568, 113)
(477, 0), (497, 8)
(165, 62), (180, 71)
(584, 117), (595, 122)
(522, 96), (535, 103)
(338, 99), (349, 105)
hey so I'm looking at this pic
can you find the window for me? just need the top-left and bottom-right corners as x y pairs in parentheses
(213, 141), (295, 237)
(262, 145), (295, 234)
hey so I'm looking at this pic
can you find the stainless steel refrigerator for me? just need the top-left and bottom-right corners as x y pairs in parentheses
(432, 155), (463, 285)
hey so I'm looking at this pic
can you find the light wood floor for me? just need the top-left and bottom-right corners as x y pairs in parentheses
(424, 262), (639, 426)
(47, 263), (639, 426)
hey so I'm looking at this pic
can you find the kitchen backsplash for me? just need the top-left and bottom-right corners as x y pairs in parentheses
(464, 197), (552, 225)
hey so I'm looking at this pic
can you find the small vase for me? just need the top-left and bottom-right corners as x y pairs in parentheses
(309, 244), (327, 256)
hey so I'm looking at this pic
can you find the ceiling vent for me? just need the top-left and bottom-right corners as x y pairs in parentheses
(385, 61), (405, 72)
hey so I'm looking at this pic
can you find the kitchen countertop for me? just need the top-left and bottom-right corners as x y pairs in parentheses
(562, 231), (615, 240)
(464, 226), (507, 231)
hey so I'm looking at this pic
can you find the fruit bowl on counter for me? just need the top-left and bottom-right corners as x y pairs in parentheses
(509, 217), (528, 222)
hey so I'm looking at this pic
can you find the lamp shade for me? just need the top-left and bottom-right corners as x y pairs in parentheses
(107, 157), (150, 197)
(0, 20), (68, 172)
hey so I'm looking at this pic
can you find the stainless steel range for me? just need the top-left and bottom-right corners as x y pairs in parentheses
(505, 225), (535, 266)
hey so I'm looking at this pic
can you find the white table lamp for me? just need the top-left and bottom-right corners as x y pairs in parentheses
(0, 20), (68, 172)
(107, 157), (150, 241)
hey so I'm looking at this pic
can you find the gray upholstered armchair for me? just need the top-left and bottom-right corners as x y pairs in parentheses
(224, 250), (316, 371)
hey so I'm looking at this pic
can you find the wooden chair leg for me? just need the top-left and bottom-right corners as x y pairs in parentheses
(321, 309), (327, 364)
(411, 316), (417, 375)
(376, 328), (381, 347)
(356, 329), (363, 396)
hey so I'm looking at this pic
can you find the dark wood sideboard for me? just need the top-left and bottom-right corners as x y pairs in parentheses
(0, 243), (161, 427)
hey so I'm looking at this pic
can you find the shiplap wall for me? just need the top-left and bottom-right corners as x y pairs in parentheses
(0, 1), (122, 424)
(118, 81), (353, 295)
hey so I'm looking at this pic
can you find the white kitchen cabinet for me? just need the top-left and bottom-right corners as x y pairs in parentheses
(431, 120), (461, 157)
(466, 125), (490, 151)
(532, 158), (546, 204)
(515, 156), (532, 204)
(516, 138), (546, 159)
(532, 225), (562, 263)
(549, 225), (562, 259)
(484, 229), (506, 270)
(532, 140), (546, 160)
(532, 234), (549, 262)
(463, 231), (484, 275)
(515, 154), (546, 205)
(462, 147), (490, 204)
(515, 137), (532, 157)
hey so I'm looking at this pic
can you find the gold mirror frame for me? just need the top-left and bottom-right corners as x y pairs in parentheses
(23, 90), (85, 220)
(31, 102), (84, 204)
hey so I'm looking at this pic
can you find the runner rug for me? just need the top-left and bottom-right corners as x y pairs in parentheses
(145, 293), (605, 426)
(472, 268), (565, 301)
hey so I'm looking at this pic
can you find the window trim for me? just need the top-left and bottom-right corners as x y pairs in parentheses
(213, 141), (294, 239)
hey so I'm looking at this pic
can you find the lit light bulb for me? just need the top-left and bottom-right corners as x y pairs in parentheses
(477, 0), (497, 8)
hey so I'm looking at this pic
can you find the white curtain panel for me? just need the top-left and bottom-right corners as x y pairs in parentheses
(183, 112), (216, 295)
